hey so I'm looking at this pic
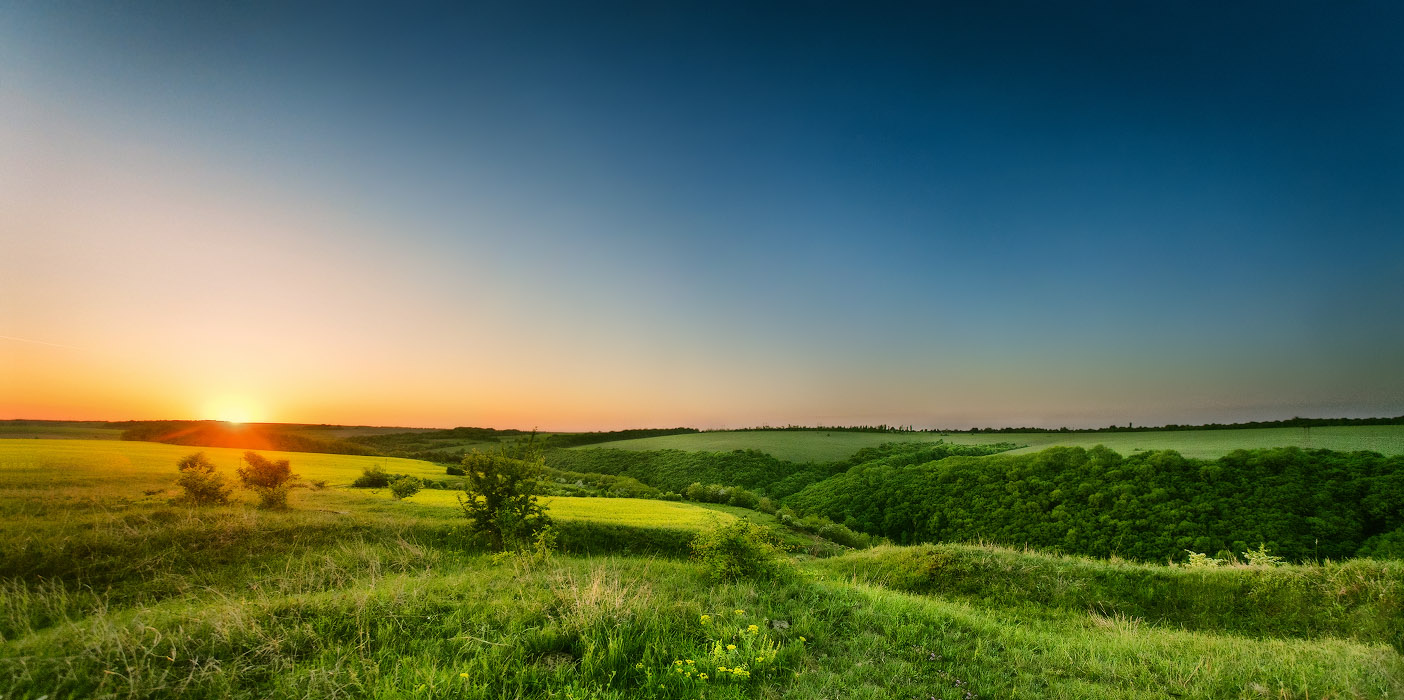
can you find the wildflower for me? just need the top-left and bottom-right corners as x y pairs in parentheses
(735, 609), (745, 615)
(459, 672), (470, 680)
(727, 644), (737, 651)
(747, 624), (759, 633)
(700, 614), (712, 624)
(674, 660), (683, 666)
(799, 636), (807, 642)
(756, 655), (765, 662)
(686, 659), (694, 665)
(699, 673), (709, 681)
(634, 662), (644, 669)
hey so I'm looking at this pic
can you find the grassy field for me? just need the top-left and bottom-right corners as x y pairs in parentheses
(2, 438), (1400, 698)
(0, 440), (731, 533)
(575, 426), (1404, 461)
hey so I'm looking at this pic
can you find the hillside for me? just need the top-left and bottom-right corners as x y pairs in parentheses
(1, 438), (1400, 698)
(574, 425), (1404, 461)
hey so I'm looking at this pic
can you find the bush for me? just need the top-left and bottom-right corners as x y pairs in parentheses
(1243, 543), (1285, 567)
(690, 519), (790, 582)
(459, 451), (552, 551)
(352, 466), (393, 488)
(389, 475), (422, 500)
(446, 464), (466, 476)
(174, 452), (232, 505)
(236, 451), (297, 509)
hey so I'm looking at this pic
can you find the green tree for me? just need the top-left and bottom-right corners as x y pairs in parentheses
(458, 450), (551, 551)
(236, 451), (297, 509)
(175, 452), (232, 505)
(389, 475), (423, 500)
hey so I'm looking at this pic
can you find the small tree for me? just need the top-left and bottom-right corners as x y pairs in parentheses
(389, 475), (422, 500)
(175, 452), (232, 505)
(236, 451), (297, 509)
(458, 450), (551, 551)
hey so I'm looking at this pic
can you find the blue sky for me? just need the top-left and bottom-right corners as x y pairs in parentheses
(3, 2), (1402, 428)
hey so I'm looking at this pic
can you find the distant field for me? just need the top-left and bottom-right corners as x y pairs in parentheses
(575, 426), (1404, 461)
(0, 439), (728, 530)
(0, 422), (123, 440)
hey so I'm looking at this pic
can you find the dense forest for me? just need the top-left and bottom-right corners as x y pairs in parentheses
(784, 446), (1404, 562)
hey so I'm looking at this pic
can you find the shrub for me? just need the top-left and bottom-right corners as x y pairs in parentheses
(236, 451), (297, 509)
(458, 451), (552, 551)
(174, 452), (232, 505)
(1184, 550), (1225, 567)
(389, 475), (422, 500)
(446, 464), (466, 476)
(1243, 543), (1285, 567)
(352, 466), (393, 488)
(690, 519), (790, 582)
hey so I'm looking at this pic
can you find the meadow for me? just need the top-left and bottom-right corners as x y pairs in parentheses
(576, 425), (1404, 461)
(1, 437), (1401, 698)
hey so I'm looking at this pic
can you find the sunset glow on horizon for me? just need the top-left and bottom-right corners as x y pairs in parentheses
(3, 4), (1401, 431)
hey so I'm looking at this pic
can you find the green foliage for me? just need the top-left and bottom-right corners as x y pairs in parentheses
(540, 467), (663, 499)
(351, 465), (393, 488)
(458, 451), (552, 551)
(388, 475), (422, 500)
(547, 442), (1012, 500)
(1242, 543), (1285, 567)
(690, 519), (790, 582)
(173, 451), (232, 505)
(786, 445), (1404, 562)
(775, 507), (876, 549)
(1184, 550), (1224, 567)
(235, 451), (297, 509)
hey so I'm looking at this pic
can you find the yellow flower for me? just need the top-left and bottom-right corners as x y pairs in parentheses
(634, 662), (644, 669)
(747, 624), (759, 633)
(686, 659), (694, 665)
(799, 636), (807, 642)
(700, 614), (711, 624)
(727, 644), (737, 651)
(675, 660), (683, 666)
(459, 672), (470, 680)
(756, 655), (764, 662)
(734, 609), (745, 614)
(699, 673), (709, 681)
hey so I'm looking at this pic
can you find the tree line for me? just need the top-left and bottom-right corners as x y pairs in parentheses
(784, 445), (1404, 562)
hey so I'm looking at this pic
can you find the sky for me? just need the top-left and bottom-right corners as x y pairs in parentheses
(2, 2), (1402, 430)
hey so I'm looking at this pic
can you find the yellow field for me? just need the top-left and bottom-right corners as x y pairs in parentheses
(0, 439), (731, 531)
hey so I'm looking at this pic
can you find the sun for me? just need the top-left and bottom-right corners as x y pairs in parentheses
(204, 398), (262, 424)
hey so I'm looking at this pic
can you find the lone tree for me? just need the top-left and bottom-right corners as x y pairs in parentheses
(175, 451), (232, 505)
(458, 449), (551, 551)
(236, 451), (297, 509)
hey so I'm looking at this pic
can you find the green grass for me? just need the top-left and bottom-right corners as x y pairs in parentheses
(0, 439), (730, 534)
(2, 438), (1401, 698)
(576, 426), (1404, 461)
